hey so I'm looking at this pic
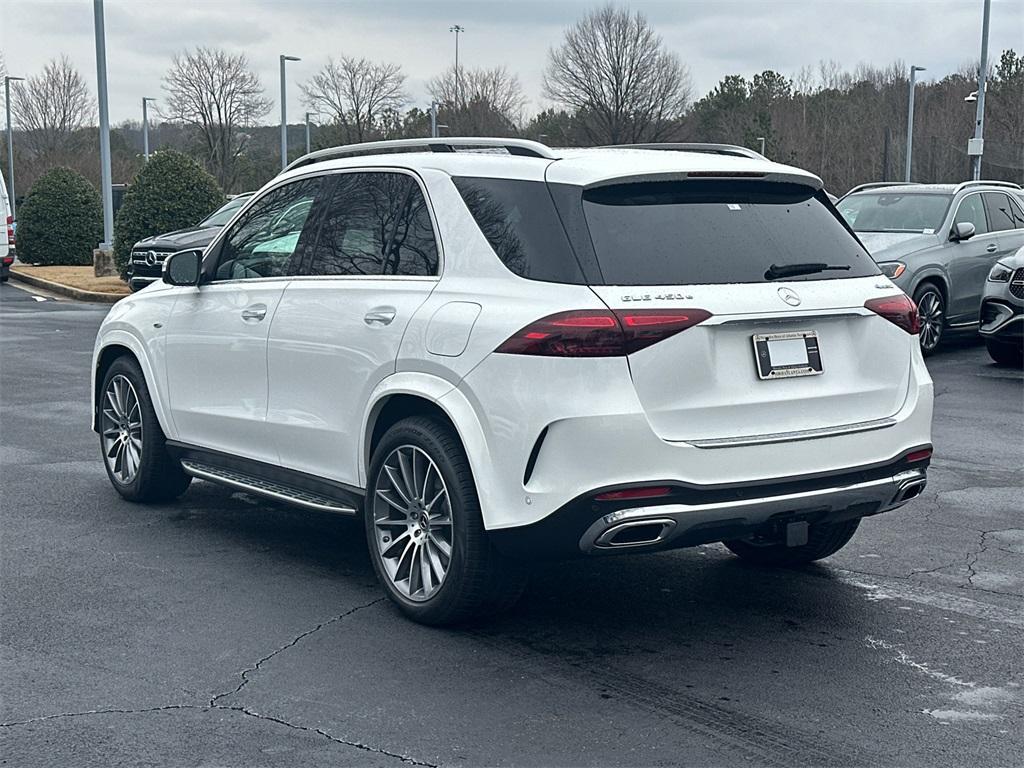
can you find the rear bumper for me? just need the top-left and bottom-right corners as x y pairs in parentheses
(492, 454), (929, 559)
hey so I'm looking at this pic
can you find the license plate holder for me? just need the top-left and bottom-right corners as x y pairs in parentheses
(752, 331), (823, 380)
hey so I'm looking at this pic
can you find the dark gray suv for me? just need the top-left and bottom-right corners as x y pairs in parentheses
(839, 181), (1024, 354)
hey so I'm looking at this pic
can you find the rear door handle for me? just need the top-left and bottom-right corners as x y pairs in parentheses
(364, 307), (397, 327)
(986, 244), (998, 253)
(241, 304), (268, 322)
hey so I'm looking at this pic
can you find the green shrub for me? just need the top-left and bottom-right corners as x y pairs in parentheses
(113, 150), (224, 275)
(17, 168), (103, 266)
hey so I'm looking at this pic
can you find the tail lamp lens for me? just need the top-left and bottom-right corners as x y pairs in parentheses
(594, 486), (672, 501)
(495, 308), (712, 357)
(865, 294), (920, 335)
(905, 448), (932, 463)
(6, 215), (13, 246)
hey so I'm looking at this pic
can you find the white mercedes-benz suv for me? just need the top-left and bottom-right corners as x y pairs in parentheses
(92, 139), (933, 624)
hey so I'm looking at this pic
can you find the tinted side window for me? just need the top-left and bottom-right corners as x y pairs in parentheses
(954, 195), (989, 235)
(1009, 196), (1024, 229)
(453, 177), (585, 283)
(983, 192), (1017, 232)
(307, 172), (437, 277)
(215, 178), (322, 281)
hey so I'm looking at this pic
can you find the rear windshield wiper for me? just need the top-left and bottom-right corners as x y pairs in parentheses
(764, 262), (852, 280)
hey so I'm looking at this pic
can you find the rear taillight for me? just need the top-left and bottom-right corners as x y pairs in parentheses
(6, 215), (13, 246)
(495, 308), (712, 357)
(594, 486), (672, 501)
(865, 294), (920, 335)
(905, 448), (932, 463)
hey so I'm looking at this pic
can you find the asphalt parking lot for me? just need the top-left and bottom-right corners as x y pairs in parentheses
(1, 278), (1022, 767)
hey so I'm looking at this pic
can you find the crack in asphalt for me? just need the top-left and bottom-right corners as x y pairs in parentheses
(0, 705), (198, 728)
(209, 597), (385, 707)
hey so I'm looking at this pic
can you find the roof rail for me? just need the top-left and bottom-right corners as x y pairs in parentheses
(953, 180), (1023, 194)
(603, 142), (767, 161)
(841, 181), (915, 198)
(284, 137), (557, 172)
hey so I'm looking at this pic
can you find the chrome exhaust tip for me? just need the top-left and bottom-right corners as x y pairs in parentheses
(593, 518), (677, 549)
(890, 470), (927, 506)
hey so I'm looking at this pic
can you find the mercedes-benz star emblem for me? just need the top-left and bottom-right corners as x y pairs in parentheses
(778, 287), (801, 306)
(145, 251), (158, 266)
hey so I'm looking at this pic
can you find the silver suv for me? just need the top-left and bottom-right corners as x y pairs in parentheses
(980, 245), (1024, 366)
(838, 181), (1024, 354)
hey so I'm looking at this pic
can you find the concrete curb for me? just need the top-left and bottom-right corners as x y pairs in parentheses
(9, 269), (127, 304)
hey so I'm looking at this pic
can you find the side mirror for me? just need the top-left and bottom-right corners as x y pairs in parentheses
(163, 249), (203, 286)
(951, 222), (976, 242)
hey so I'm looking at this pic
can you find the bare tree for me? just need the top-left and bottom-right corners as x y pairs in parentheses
(543, 5), (692, 144)
(301, 57), (407, 143)
(428, 65), (526, 135)
(12, 55), (95, 160)
(162, 47), (271, 190)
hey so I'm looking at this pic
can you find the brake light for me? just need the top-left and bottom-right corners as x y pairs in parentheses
(6, 215), (13, 246)
(495, 308), (712, 357)
(594, 486), (672, 501)
(865, 294), (920, 335)
(906, 448), (932, 463)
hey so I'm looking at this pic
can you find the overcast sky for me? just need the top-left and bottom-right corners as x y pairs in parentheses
(3, 0), (1022, 125)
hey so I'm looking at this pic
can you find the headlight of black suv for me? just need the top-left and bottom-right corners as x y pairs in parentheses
(878, 262), (906, 279)
(987, 262), (1013, 282)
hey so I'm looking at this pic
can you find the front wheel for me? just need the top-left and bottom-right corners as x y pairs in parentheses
(913, 284), (945, 356)
(365, 416), (527, 625)
(985, 337), (1023, 367)
(724, 519), (860, 566)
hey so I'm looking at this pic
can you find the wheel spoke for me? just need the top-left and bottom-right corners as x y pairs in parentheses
(375, 488), (407, 513)
(428, 533), (451, 559)
(397, 449), (416, 503)
(383, 464), (411, 505)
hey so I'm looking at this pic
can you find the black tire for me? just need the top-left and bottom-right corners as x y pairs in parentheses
(99, 355), (191, 502)
(365, 415), (527, 625)
(985, 337), (1024, 367)
(912, 283), (945, 356)
(723, 519), (860, 566)
(0, 275), (8, 283)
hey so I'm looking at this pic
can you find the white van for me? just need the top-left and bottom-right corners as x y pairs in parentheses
(1, 169), (13, 281)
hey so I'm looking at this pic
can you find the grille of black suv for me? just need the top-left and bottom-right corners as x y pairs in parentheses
(1010, 268), (1024, 300)
(131, 249), (174, 266)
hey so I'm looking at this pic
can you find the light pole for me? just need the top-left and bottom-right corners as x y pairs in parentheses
(304, 112), (312, 155)
(5, 75), (25, 222)
(93, 0), (114, 250)
(449, 25), (464, 111)
(904, 65), (925, 182)
(142, 97), (156, 161)
(756, 136), (766, 156)
(970, 0), (992, 180)
(279, 54), (300, 170)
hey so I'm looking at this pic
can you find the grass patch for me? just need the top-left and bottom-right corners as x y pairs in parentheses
(12, 265), (130, 295)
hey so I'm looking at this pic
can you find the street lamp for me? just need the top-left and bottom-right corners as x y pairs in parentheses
(5, 75), (25, 222)
(970, 0), (992, 180)
(93, 0), (114, 250)
(142, 97), (157, 161)
(756, 136), (766, 156)
(304, 112), (313, 155)
(279, 54), (300, 170)
(449, 25), (464, 111)
(904, 65), (926, 182)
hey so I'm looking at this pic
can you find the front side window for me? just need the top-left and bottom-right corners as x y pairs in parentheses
(838, 192), (951, 234)
(214, 178), (322, 280)
(199, 194), (252, 228)
(306, 172), (439, 277)
(954, 194), (989, 235)
(983, 192), (1017, 232)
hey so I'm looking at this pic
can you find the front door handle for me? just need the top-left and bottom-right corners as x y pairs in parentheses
(986, 243), (998, 253)
(364, 307), (397, 327)
(241, 304), (268, 322)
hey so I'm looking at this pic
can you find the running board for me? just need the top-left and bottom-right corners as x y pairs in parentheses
(181, 460), (358, 515)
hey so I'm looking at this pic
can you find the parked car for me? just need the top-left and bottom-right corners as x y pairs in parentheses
(127, 192), (254, 291)
(979, 245), (1024, 366)
(837, 181), (1024, 354)
(1, 170), (13, 282)
(92, 138), (933, 625)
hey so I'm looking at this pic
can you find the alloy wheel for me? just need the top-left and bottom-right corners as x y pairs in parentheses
(372, 445), (454, 602)
(100, 374), (143, 484)
(917, 291), (943, 352)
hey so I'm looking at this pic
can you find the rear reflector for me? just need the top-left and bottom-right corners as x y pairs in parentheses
(594, 486), (672, 501)
(865, 294), (920, 335)
(6, 215), (13, 246)
(496, 308), (712, 357)
(905, 448), (932, 463)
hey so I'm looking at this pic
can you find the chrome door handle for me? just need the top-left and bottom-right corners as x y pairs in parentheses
(241, 304), (268, 322)
(364, 307), (397, 326)
(986, 244), (997, 253)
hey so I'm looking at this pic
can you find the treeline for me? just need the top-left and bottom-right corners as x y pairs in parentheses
(1, 5), (1021, 199)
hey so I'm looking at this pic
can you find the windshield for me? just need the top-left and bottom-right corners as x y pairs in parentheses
(839, 192), (951, 234)
(199, 195), (252, 227)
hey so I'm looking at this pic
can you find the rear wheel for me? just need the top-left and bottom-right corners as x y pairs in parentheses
(724, 519), (860, 566)
(985, 337), (1023, 367)
(99, 356), (191, 502)
(365, 416), (527, 625)
(913, 284), (945, 356)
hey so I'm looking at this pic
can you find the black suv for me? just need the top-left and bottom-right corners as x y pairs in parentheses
(127, 193), (253, 291)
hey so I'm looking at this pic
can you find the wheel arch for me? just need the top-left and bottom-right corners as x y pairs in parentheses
(92, 331), (174, 438)
(911, 272), (949, 306)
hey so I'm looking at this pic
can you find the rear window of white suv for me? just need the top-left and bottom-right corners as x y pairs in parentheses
(456, 177), (877, 286)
